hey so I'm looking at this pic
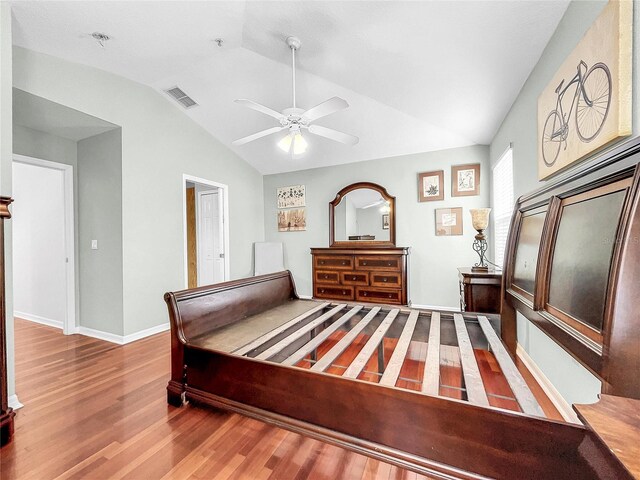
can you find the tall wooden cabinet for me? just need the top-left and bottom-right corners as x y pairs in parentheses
(311, 247), (410, 305)
(0, 197), (14, 446)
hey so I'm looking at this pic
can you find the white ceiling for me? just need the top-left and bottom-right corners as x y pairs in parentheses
(10, 1), (570, 174)
(13, 88), (118, 141)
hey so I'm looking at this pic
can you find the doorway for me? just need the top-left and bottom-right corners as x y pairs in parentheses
(183, 175), (229, 288)
(12, 154), (76, 334)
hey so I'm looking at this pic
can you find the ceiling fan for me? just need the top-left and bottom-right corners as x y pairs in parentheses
(232, 36), (359, 155)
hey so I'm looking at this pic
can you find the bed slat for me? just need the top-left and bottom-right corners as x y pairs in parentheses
(477, 315), (545, 417)
(254, 304), (347, 360)
(310, 307), (381, 372)
(281, 306), (364, 367)
(233, 302), (330, 356)
(343, 309), (400, 379)
(379, 310), (419, 387)
(453, 313), (489, 406)
(421, 311), (441, 395)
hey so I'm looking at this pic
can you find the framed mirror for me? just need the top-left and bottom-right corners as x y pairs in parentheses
(329, 182), (396, 247)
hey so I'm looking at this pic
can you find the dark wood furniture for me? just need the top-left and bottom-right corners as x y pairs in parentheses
(502, 137), (640, 398)
(166, 270), (633, 479)
(311, 247), (409, 305)
(165, 139), (640, 479)
(0, 197), (14, 446)
(458, 267), (502, 313)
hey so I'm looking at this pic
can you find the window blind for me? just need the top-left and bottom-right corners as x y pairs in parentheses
(492, 148), (514, 268)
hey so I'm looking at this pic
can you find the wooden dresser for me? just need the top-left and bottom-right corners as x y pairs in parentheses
(458, 267), (502, 314)
(311, 247), (409, 305)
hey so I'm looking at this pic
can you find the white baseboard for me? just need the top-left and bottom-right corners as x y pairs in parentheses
(76, 323), (170, 345)
(516, 344), (580, 424)
(14, 311), (63, 329)
(9, 394), (23, 410)
(410, 303), (461, 312)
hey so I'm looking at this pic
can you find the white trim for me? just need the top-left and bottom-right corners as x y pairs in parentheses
(14, 311), (63, 330)
(13, 154), (77, 335)
(8, 394), (23, 410)
(298, 294), (313, 300)
(182, 174), (230, 288)
(516, 343), (581, 424)
(410, 303), (461, 312)
(76, 323), (170, 345)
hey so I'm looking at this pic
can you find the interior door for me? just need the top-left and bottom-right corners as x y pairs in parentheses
(197, 190), (225, 285)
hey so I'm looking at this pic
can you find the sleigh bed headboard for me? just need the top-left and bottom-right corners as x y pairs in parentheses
(501, 137), (640, 399)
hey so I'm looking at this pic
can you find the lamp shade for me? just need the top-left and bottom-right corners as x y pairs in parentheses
(469, 208), (491, 231)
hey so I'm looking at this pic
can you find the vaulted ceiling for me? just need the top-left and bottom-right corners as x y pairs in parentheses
(10, 1), (570, 174)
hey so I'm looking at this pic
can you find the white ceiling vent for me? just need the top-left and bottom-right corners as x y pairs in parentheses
(164, 86), (198, 109)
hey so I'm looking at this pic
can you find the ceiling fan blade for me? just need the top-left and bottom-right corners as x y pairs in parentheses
(234, 99), (284, 121)
(308, 124), (359, 145)
(232, 126), (286, 146)
(361, 199), (385, 209)
(302, 97), (349, 122)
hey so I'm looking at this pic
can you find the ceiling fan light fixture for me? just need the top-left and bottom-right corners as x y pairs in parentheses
(293, 132), (308, 155)
(277, 133), (293, 153)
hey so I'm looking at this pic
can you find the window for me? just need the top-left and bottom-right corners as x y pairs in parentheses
(492, 147), (514, 268)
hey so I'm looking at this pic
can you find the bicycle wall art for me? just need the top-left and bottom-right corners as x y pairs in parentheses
(537, 0), (632, 180)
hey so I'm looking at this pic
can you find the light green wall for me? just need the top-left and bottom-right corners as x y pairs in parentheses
(0, 2), (14, 399)
(77, 129), (124, 336)
(489, 0), (640, 405)
(11, 45), (265, 336)
(263, 145), (490, 308)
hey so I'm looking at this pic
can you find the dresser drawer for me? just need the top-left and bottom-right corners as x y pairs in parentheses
(370, 272), (402, 288)
(315, 285), (354, 301)
(355, 255), (402, 271)
(340, 271), (369, 286)
(356, 287), (402, 304)
(314, 255), (354, 270)
(315, 270), (340, 285)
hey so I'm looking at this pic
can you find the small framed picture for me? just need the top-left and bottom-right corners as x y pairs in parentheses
(418, 170), (444, 202)
(277, 185), (305, 208)
(435, 207), (463, 236)
(277, 208), (306, 232)
(451, 164), (480, 197)
(382, 213), (390, 230)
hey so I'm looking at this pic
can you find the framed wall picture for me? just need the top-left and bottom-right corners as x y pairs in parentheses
(418, 170), (444, 202)
(537, 1), (632, 180)
(451, 164), (480, 197)
(277, 208), (306, 232)
(277, 185), (305, 209)
(382, 213), (390, 230)
(435, 207), (463, 236)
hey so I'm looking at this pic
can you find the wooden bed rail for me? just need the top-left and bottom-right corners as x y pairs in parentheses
(164, 270), (299, 404)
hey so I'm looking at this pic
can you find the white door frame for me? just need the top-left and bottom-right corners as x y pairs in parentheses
(13, 154), (77, 335)
(182, 174), (230, 288)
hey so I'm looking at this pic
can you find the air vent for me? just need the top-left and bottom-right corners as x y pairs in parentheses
(164, 86), (198, 109)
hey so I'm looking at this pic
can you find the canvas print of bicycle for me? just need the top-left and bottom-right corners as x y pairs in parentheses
(537, 1), (632, 181)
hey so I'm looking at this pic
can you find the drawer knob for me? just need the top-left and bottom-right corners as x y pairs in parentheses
(342, 261), (346, 265)
(342, 290), (346, 295)
(383, 278), (387, 282)
(324, 275), (328, 279)
(321, 289), (325, 293)
(362, 262), (367, 265)
(387, 262), (393, 266)
(388, 294), (392, 298)
(320, 261), (325, 265)
(363, 292), (368, 296)
(352, 276), (357, 281)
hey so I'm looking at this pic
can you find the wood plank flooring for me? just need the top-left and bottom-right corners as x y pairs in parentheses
(1, 319), (437, 480)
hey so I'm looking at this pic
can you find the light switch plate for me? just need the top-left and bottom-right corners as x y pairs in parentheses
(91, 240), (98, 250)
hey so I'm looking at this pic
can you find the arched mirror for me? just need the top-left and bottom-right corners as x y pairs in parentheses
(329, 182), (396, 247)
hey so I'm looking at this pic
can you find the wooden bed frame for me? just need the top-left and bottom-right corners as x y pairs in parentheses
(165, 138), (640, 479)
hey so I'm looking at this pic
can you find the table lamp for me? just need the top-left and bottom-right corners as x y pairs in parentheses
(469, 208), (491, 272)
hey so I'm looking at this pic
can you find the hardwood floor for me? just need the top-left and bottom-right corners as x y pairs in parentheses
(1, 319), (437, 480)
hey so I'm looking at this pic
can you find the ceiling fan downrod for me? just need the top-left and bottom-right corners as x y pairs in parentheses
(286, 36), (301, 110)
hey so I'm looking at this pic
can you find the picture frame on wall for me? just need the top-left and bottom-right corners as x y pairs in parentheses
(277, 185), (306, 209)
(277, 208), (306, 232)
(435, 207), (463, 236)
(382, 213), (390, 230)
(418, 170), (444, 202)
(451, 164), (480, 197)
